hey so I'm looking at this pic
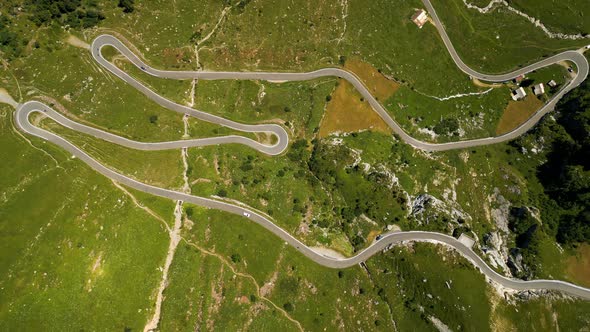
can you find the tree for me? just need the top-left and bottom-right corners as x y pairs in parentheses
(236, 0), (251, 12)
(351, 235), (365, 249)
(0, 17), (24, 59)
(286, 139), (308, 163)
(530, 80), (590, 245)
(283, 302), (294, 312)
(230, 253), (241, 263)
(118, 0), (135, 13)
(433, 117), (459, 135)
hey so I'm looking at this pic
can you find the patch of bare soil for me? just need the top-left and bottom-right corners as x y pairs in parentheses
(206, 264), (226, 330)
(472, 78), (503, 88)
(30, 112), (47, 126)
(254, 132), (274, 145)
(260, 253), (284, 297)
(0, 88), (18, 108)
(144, 201), (184, 332)
(310, 246), (346, 259)
(91, 252), (103, 273)
(85, 251), (104, 292)
(191, 178), (212, 185)
(65, 35), (90, 49)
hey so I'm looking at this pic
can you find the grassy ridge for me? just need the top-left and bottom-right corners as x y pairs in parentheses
(510, 0), (590, 35)
(160, 206), (590, 331)
(0, 108), (170, 330)
(40, 117), (185, 190)
(1, 0), (589, 329)
(430, 0), (587, 73)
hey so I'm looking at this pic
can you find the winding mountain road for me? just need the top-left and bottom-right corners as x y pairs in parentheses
(13, 2), (590, 300)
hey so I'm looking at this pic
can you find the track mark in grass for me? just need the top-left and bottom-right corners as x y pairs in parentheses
(111, 181), (172, 231)
(183, 239), (303, 331)
(10, 125), (62, 168)
(145, 201), (184, 332)
(495, 94), (542, 135)
(319, 79), (392, 137)
(111, 180), (185, 332)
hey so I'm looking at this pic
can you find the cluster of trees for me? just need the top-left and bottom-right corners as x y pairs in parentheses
(536, 80), (590, 245)
(0, 0), (138, 61)
(433, 117), (459, 136)
(0, 16), (25, 59)
(513, 80), (590, 247)
(287, 139), (311, 164)
(310, 142), (405, 220)
(287, 137), (417, 251)
(236, 0), (252, 13)
(64, 8), (105, 29)
(507, 207), (542, 278)
(117, 0), (134, 13)
(26, 0), (105, 28)
(307, 141), (406, 251)
(230, 253), (241, 263)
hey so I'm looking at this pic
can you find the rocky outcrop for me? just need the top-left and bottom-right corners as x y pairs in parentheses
(507, 248), (525, 277)
(490, 188), (510, 233)
(410, 194), (471, 226)
(462, 0), (590, 40)
(507, 248), (535, 280)
(481, 231), (512, 275)
(514, 289), (567, 301)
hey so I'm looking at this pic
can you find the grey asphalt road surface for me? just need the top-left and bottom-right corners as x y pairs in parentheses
(93, 38), (289, 155)
(13, 101), (590, 299)
(421, 0), (589, 149)
(19, 103), (281, 154)
(14, 8), (590, 299)
(92, 30), (588, 152)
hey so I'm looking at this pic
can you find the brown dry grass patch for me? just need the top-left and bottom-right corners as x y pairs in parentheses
(495, 93), (543, 135)
(345, 58), (400, 101)
(566, 244), (590, 287)
(319, 80), (392, 138)
(367, 230), (381, 243)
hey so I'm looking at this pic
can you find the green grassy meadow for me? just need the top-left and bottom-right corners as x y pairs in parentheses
(431, 0), (588, 73)
(1, 0), (590, 329)
(0, 107), (170, 330)
(510, 0), (590, 35)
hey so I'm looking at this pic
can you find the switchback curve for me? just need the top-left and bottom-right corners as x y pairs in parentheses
(13, 3), (590, 300)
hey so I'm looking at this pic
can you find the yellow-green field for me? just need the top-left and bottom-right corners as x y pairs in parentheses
(496, 93), (543, 135)
(566, 244), (590, 288)
(344, 58), (400, 101)
(319, 80), (392, 137)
